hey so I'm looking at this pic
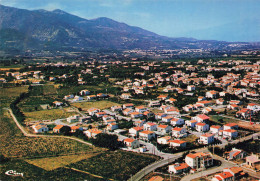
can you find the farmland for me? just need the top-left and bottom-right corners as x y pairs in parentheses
(0, 86), (28, 107)
(72, 100), (121, 111)
(69, 150), (160, 181)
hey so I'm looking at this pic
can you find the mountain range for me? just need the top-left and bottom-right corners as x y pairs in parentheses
(0, 4), (258, 53)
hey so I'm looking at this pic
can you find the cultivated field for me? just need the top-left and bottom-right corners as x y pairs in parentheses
(0, 86), (28, 107)
(72, 100), (120, 111)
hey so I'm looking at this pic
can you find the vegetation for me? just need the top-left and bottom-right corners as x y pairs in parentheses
(69, 150), (159, 181)
(90, 133), (121, 150)
(72, 100), (120, 111)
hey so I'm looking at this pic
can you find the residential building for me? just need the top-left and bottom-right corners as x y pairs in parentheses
(185, 152), (213, 169)
(129, 126), (143, 137)
(139, 130), (156, 140)
(196, 123), (209, 132)
(124, 138), (140, 149)
(199, 133), (215, 145)
(84, 128), (102, 138)
(172, 127), (187, 138)
(157, 124), (172, 134)
(143, 122), (157, 131)
(168, 139), (187, 148)
(170, 118), (185, 126)
(168, 163), (190, 174)
(157, 136), (171, 144)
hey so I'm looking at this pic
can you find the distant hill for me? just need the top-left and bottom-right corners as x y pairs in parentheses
(0, 4), (258, 52)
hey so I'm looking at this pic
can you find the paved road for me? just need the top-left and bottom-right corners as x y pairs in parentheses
(6, 108), (93, 146)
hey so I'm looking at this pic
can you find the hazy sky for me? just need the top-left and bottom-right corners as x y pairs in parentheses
(0, 0), (259, 41)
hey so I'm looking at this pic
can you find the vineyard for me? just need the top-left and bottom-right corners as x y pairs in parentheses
(69, 150), (159, 180)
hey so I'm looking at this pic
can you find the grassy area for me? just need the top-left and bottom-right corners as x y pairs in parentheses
(72, 100), (120, 110)
(23, 108), (77, 121)
(0, 86), (28, 107)
(210, 115), (239, 124)
(57, 85), (104, 97)
(25, 153), (100, 171)
(0, 159), (105, 181)
(69, 150), (159, 181)
(182, 135), (198, 142)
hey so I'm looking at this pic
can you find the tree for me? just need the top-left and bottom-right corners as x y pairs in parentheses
(91, 133), (121, 150)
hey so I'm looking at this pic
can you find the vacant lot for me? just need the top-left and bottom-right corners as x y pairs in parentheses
(72, 100), (120, 111)
(69, 150), (159, 181)
(23, 108), (77, 122)
(0, 86), (28, 107)
(26, 153), (101, 171)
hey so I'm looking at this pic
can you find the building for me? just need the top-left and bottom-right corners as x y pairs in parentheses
(168, 139), (187, 148)
(84, 128), (102, 138)
(124, 138), (140, 149)
(168, 163), (190, 174)
(139, 130), (156, 140)
(224, 148), (246, 160)
(157, 124), (172, 134)
(186, 120), (197, 128)
(223, 129), (238, 139)
(210, 125), (223, 134)
(170, 118), (185, 126)
(192, 114), (210, 123)
(53, 125), (64, 133)
(67, 115), (80, 123)
(157, 136), (172, 144)
(143, 122), (157, 131)
(196, 123), (209, 132)
(172, 127), (187, 138)
(212, 167), (245, 181)
(223, 123), (238, 130)
(32, 123), (49, 133)
(129, 126), (143, 137)
(185, 152), (213, 169)
(199, 133), (215, 145)
(246, 154), (260, 169)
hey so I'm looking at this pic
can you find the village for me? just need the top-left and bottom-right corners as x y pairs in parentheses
(1, 58), (260, 181)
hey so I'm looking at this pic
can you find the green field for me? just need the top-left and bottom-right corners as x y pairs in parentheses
(0, 86), (28, 107)
(69, 151), (159, 181)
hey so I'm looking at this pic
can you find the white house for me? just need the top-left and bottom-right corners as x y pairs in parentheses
(124, 138), (140, 149)
(169, 139), (187, 148)
(157, 136), (171, 144)
(172, 127), (187, 138)
(223, 129), (238, 139)
(139, 130), (156, 140)
(169, 163), (190, 174)
(121, 93), (131, 99)
(247, 103), (260, 112)
(123, 108), (134, 116)
(185, 152), (213, 169)
(111, 106), (122, 112)
(162, 116), (174, 123)
(206, 90), (218, 99)
(192, 114), (210, 123)
(187, 85), (196, 91)
(157, 124), (172, 134)
(73, 96), (84, 102)
(106, 123), (118, 131)
(32, 123), (49, 133)
(196, 123), (210, 132)
(199, 133), (215, 145)
(67, 115), (80, 123)
(170, 118), (185, 126)
(223, 123), (238, 130)
(210, 125), (223, 134)
(80, 89), (90, 95)
(129, 126), (143, 137)
(130, 112), (143, 119)
(186, 120), (197, 128)
(88, 108), (100, 116)
(143, 122), (157, 131)
(135, 106), (149, 113)
(84, 128), (102, 138)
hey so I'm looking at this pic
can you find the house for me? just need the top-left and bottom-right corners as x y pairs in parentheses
(196, 100), (213, 107)
(246, 154), (260, 170)
(80, 89), (90, 95)
(124, 138), (140, 149)
(223, 123), (238, 130)
(236, 108), (252, 118)
(73, 96), (84, 102)
(187, 85), (196, 91)
(162, 116), (174, 123)
(95, 111), (107, 118)
(202, 107), (213, 114)
(185, 152), (213, 169)
(223, 167), (245, 179)
(123, 103), (134, 109)
(149, 100), (161, 107)
(224, 148), (246, 160)
(157, 95), (168, 100)
(172, 127), (187, 138)
(223, 129), (238, 139)
(192, 114), (210, 123)
(123, 108), (134, 116)
(247, 103), (260, 112)
(168, 163), (190, 174)
(216, 98), (225, 105)
(53, 125), (65, 133)
(134, 119), (146, 127)
(170, 118), (185, 126)
(111, 106), (122, 112)
(121, 93), (131, 99)
(155, 113), (168, 120)
(227, 104), (239, 110)
(97, 93), (108, 98)
(143, 111), (154, 118)
(106, 123), (118, 131)
(148, 176), (164, 181)
(143, 122), (157, 131)
(210, 125), (223, 134)
(87, 95), (97, 100)
(139, 130), (156, 140)
(64, 94), (74, 100)
(32, 123), (49, 133)
(165, 98), (177, 104)
(157, 136), (172, 144)
(183, 104), (194, 112)
(199, 133), (215, 145)
(168, 139), (187, 148)
(67, 115), (80, 123)
(53, 101), (63, 107)
(165, 107), (180, 115)
(135, 106), (149, 113)
(130, 112), (143, 119)
(211, 172), (233, 181)
(88, 108), (100, 116)
(229, 100), (242, 105)
(104, 118), (117, 125)
(70, 126), (83, 133)
(196, 123), (210, 132)
(84, 128), (102, 138)
(198, 96), (206, 101)
(157, 124), (172, 134)
(206, 90), (218, 99)
(129, 126), (143, 137)
(185, 120), (197, 128)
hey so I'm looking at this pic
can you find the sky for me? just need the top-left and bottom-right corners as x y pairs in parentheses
(0, 0), (259, 42)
